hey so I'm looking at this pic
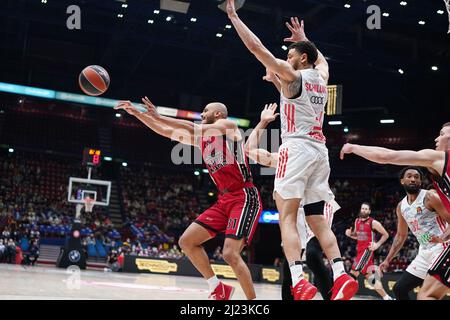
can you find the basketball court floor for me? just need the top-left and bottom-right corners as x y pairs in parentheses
(0, 264), (375, 300)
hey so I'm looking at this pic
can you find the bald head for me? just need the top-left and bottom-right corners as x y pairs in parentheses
(207, 102), (228, 118)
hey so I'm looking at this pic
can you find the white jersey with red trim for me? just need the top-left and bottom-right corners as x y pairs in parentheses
(400, 189), (449, 251)
(280, 68), (328, 144)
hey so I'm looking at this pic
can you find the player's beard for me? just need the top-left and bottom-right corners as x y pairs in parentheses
(359, 212), (370, 219)
(404, 184), (420, 195)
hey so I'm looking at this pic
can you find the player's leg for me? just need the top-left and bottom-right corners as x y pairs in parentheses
(222, 237), (255, 299)
(417, 275), (449, 300)
(281, 255), (294, 300)
(365, 273), (392, 300)
(305, 237), (333, 300)
(393, 271), (423, 300)
(221, 186), (262, 300)
(275, 194), (302, 265)
(178, 222), (215, 279)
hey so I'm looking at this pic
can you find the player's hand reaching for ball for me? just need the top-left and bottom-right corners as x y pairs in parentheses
(260, 103), (279, 124)
(284, 17), (308, 43)
(141, 97), (160, 119)
(340, 143), (355, 160)
(115, 101), (141, 116)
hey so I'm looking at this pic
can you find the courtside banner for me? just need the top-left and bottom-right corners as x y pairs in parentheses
(124, 255), (272, 283)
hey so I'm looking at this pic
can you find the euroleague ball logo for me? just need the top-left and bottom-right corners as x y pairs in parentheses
(69, 250), (81, 263)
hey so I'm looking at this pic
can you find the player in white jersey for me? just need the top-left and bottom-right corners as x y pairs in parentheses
(244, 103), (340, 300)
(227, 7), (358, 299)
(244, 102), (351, 299)
(378, 167), (450, 300)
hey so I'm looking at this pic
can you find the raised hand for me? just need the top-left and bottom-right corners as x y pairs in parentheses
(260, 103), (279, 124)
(340, 143), (354, 160)
(284, 17), (308, 43)
(226, 0), (237, 18)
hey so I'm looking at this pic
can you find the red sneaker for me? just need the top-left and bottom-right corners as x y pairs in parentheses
(331, 274), (359, 300)
(208, 282), (235, 300)
(291, 278), (318, 300)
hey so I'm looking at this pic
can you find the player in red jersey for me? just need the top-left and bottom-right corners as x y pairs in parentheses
(115, 98), (263, 300)
(345, 202), (393, 300)
(340, 122), (450, 299)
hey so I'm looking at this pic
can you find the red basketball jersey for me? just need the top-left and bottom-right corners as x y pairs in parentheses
(355, 217), (374, 252)
(432, 150), (450, 213)
(201, 135), (252, 193)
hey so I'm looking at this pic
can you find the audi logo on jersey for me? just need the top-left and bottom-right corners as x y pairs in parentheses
(310, 96), (325, 105)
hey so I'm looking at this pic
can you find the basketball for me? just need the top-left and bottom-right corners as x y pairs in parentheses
(78, 65), (110, 96)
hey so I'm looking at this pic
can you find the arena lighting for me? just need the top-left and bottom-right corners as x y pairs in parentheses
(122, 162), (128, 167)
(190, 17), (197, 22)
(281, 45), (288, 51)
(328, 121), (342, 125)
(419, 20), (426, 25)
(121, 4), (128, 8)
(166, 16), (173, 22)
(104, 157), (113, 161)
(154, 9), (160, 14)
(344, 3), (351, 9)
(8, 148), (14, 153)
(437, 10), (444, 15)
(194, 170), (200, 176)
(115, 113), (121, 118)
(148, 19), (154, 24)
(344, 127), (349, 133)
(398, 68), (404, 74)
(117, 14), (124, 18)
(431, 66), (439, 71)
(400, 1), (407, 6)
(208, 192), (214, 197)
(383, 12), (390, 17)
(216, 33), (223, 38)
(380, 119), (395, 124)
(202, 169), (209, 173)
(225, 24), (232, 29)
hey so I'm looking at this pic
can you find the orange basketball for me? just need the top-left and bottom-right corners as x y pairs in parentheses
(78, 65), (110, 96)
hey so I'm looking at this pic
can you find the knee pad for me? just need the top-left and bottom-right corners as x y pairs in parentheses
(304, 201), (325, 216)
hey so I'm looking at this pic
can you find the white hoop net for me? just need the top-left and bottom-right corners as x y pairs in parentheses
(84, 197), (94, 213)
(445, 0), (450, 33)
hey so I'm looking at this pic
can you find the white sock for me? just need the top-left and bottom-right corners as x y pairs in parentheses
(207, 275), (220, 292)
(331, 259), (346, 281)
(289, 261), (304, 286)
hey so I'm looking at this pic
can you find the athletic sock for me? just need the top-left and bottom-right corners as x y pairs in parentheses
(331, 258), (346, 281)
(207, 275), (220, 292)
(289, 261), (304, 286)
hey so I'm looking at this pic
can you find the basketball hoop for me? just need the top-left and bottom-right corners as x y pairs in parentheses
(84, 197), (94, 213)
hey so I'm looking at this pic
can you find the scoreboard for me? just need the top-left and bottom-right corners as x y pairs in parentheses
(82, 148), (101, 167)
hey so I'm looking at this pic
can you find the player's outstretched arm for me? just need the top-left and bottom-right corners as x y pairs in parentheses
(244, 103), (279, 168)
(284, 17), (329, 83)
(340, 143), (444, 172)
(115, 100), (197, 146)
(379, 203), (408, 275)
(263, 69), (282, 93)
(369, 220), (389, 251)
(225, 0), (297, 82)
